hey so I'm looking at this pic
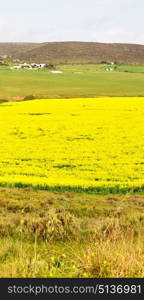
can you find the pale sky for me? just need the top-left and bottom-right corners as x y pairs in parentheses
(0, 0), (144, 44)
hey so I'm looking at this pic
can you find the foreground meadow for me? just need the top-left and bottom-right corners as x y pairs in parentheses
(0, 97), (144, 192)
(0, 188), (144, 278)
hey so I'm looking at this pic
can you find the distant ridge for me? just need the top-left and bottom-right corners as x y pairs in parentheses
(0, 41), (144, 65)
(0, 43), (39, 57)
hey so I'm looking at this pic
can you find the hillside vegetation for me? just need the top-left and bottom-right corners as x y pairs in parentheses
(1, 42), (144, 64)
(0, 43), (39, 57)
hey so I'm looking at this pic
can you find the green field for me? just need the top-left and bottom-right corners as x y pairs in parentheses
(0, 65), (144, 100)
(117, 64), (144, 73)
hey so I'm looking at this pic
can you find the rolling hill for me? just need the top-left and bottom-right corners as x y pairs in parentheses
(0, 41), (144, 65)
(0, 43), (40, 58)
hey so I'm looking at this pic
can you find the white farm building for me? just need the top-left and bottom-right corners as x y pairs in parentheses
(11, 63), (46, 70)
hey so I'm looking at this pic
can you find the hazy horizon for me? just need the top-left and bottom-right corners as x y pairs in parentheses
(0, 0), (144, 44)
(0, 41), (144, 46)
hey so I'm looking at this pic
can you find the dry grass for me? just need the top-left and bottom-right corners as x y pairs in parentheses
(0, 187), (144, 277)
(79, 225), (144, 277)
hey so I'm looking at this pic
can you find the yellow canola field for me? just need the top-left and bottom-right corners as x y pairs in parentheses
(0, 97), (144, 192)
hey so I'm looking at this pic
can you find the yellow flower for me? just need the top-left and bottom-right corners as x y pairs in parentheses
(0, 97), (143, 192)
